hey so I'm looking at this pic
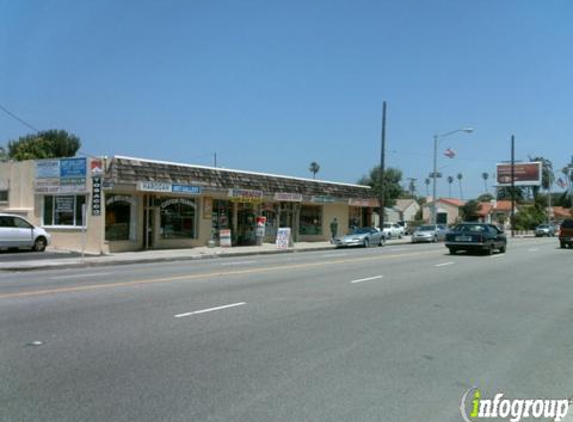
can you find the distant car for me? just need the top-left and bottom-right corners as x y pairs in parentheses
(381, 223), (403, 239)
(559, 219), (573, 248)
(445, 223), (507, 255)
(535, 224), (556, 237)
(0, 213), (51, 252)
(411, 224), (448, 243)
(334, 227), (386, 248)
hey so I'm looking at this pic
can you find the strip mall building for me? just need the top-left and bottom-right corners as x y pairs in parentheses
(0, 156), (377, 253)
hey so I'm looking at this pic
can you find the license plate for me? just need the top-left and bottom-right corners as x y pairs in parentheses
(455, 236), (471, 242)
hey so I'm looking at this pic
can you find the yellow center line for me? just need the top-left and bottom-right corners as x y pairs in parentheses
(0, 249), (439, 300)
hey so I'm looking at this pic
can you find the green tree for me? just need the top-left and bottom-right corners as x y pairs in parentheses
(7, 130), (81, 161)
(358, 166), (403, 208)
(457, 173), (463, 200)
(482, 172), (489, 193)
(497, 186), (525, 202)
(477, 193), (495, 202)
(459, 200), (481, 222)
(308, 161), (320, 179)
(513, 205), (546, 230)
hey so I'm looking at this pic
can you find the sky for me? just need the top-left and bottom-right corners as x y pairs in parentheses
(1, 0), (572, 200)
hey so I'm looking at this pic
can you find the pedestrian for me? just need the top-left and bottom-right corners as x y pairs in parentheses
(330, 217), (338, 242)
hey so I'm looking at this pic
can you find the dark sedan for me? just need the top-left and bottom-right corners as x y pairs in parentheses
(445, 223), (507, 255)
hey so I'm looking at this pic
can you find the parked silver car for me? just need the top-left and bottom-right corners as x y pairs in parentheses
(334, 227), (386, 248)
(0, 213), (51, 251)
(411, 224), (448, 243)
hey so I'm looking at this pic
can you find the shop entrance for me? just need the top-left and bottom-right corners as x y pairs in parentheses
(236, 203), (257, 246)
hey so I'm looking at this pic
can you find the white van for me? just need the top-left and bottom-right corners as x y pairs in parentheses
(0, 213), (51, 251)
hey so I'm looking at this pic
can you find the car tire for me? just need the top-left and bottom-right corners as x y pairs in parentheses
(379, 238), (385, 247)
(499, 245), (506, 253)
(363, 238), (370, 248)
(33, 237), (47, 252)
(561, 242), (566, 249)
(486, 245), (494, 256)
(448, 247), (456, 255)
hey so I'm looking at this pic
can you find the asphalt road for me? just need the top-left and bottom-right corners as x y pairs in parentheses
(1, 238), (571, 422)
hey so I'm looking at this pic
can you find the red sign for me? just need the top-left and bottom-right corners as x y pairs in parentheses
(496, 162), (542, 187)
(90, 158), (104, 175)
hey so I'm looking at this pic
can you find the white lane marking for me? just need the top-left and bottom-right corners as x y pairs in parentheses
(220, 261), (256, 266)
(51, 272), (112, 280)
(322, 253), (350, 258)
(435, 262), (454, 267)
(350, 275), (384, 284)
(174, 302), (246, 318)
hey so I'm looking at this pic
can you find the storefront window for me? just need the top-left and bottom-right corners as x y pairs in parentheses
(261, 203), (277, 237)
(299, 205), (322, 235)
(43, 195), (86, 227)
(349, 207), (362, 229)
(106, 195), (135, 241)
(160, 197), (197, 239)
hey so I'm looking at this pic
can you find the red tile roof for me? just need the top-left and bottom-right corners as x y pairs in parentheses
(493, 200), (512, 212)
(476, 202), (494, 217)
(553, 206), (572, 218)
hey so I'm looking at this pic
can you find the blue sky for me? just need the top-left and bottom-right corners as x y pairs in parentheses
(1, 0), (572, 199)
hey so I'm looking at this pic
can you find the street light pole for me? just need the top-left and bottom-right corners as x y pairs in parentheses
(431, 128), (473, 225)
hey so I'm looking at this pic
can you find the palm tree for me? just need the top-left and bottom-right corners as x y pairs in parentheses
(447, 175), (454, 198)
(482, 172), (489, 193)
(424, 178), (431, 197)
(308, 162), (320, 179)
(457, 173), (463, 200)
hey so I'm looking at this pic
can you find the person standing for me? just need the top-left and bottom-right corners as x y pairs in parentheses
(330, 217), (339, 242)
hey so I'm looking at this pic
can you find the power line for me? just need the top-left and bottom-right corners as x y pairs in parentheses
(0, 104), (39, 133)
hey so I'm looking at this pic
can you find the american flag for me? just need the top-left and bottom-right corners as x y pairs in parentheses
(557, 178), (566, 189)
(444, 148), (456, 159)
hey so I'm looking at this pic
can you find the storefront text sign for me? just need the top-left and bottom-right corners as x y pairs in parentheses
(228, 189), (264, 203)
(91, 158), (104, 175)
(276, 227), (291, 250)
(92, 177), (102, 216)
(348, 198), (378, 207)
(137, 181), (172, 193)
(219, 229), (232, 247)
(35, 158), (87, 193)
(273, 192), (303, 202)
(172, 184), (202, 194)
(312, 195), (336, 204)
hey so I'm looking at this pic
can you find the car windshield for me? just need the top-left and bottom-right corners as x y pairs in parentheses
(418, 225), (436, 231)
(454, 224), (488, 233)
(350, 228), (371, 235)
(537, 224), (549, 228)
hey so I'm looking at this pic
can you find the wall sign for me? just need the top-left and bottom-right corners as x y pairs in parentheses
(274, 192), (303, 202)
(92, 177), (102, 216)
(137, 181), (202, 194)
(203, 197), (213, 219)
(228, 189), (264, 203)
(35, 158), (87, 193)
(312, 196), (336, 204)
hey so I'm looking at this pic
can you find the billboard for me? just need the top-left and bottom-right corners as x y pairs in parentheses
(496, 162), (542, 187)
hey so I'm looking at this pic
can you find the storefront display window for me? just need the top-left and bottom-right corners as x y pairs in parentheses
(105, 195), (136, 241)
(262, 203), (277, 237)
(299, 205), (322, 235)
(160, 197), (197, 239)
(349, 207), (362, 229)
(43, 195), (86, 227)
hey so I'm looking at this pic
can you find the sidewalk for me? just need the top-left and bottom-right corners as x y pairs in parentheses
(0, 237), (414, 272)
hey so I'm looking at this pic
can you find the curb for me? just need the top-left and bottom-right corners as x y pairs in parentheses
(0, 239), (414, 272)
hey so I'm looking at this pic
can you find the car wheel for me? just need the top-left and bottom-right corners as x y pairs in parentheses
(561, 242), (566, 249)
(486, 245), (494, 255)
(363, 238), (370, 248)
(379, 238), (385, 247)
(33, 237), (47, 252)
(499, 245), (506, 253)
(448, 247), (456, 255)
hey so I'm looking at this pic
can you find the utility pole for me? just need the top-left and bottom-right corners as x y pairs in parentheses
(214, 152), (217, 168)
(379, 101), (387, 229)
(511, 135), (515, 238)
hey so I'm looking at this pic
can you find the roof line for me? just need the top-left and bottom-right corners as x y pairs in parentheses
(112, 155), (370, 189)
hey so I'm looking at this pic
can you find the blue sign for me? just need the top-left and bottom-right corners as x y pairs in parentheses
(172, 184), (202, 195)
(60, 158), (87, 178)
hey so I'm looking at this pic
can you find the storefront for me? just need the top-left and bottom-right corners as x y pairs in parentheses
(0, 156), (376, 253)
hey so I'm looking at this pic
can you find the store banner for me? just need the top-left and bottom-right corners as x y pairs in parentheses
(273, 192), (303, 202)
(92, 177), (102, 216)
(35, 158), (87, 193)
(228, 188), (264, 203)
(276, 227), (291, 250)
(220, 229), (232, 247)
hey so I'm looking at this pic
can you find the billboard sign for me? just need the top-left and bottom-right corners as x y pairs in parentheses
(496, 162), (542, 187)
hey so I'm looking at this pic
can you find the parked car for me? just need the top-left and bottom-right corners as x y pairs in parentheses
(381, 223), (403, 239)
(535, 224), (556, 237)
(411, 224), (448, 243)
(559, 219), (573, 248)
(334, 227), (386, 248)
(0, 213), (51, 252)
(445, 223), (507, 255)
